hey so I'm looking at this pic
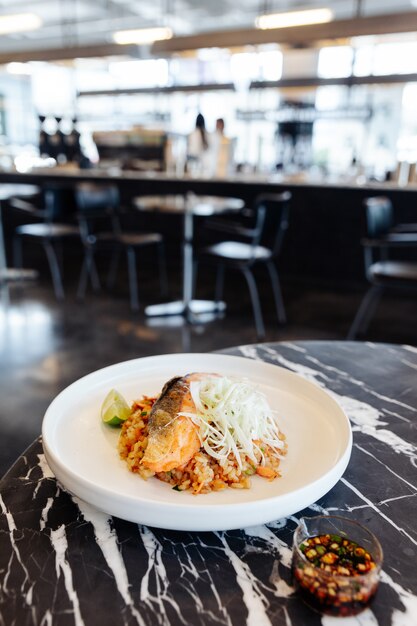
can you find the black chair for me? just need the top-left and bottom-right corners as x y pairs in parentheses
(363, 196), (417, 235)
(11, 190), (79, 300)
(347, 196), (417, 339)
(196, 192), (291, 337)
(75, 183), (168, 311)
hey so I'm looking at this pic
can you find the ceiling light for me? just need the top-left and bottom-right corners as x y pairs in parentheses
(255, 8), (334, 30)
(6, 62), (33, 75)
(0, 13), (42, 35)
(113, 26), (173, 45)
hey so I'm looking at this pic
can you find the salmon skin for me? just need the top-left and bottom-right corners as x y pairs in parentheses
(141, 373), (205, 473)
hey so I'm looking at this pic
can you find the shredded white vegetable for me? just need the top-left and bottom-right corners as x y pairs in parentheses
(178, 376), (285, 469)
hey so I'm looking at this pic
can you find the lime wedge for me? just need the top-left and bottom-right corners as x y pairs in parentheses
(101, 389), (131, 427)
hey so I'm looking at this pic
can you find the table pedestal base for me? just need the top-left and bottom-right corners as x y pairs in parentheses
(145, 299), (226, 321)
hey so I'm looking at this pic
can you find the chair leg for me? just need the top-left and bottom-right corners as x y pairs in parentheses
(77, 253), (89, 301)
(43, 241), (65, 300)
(107, 248), (121, 290)
(126, 247), (139, 311)
(215, 265), (225, 303)
(88, 253), (101, 293)
(157, 242), (169, 297)
(242, 268), (265, 338)
(266, 261), (286, 324)
(56, 241), (64, 280)
(77, 249), (101, 301)
(192, 259), (198, 299)
(0, 282), (10, 307)
(13, 236), (23, 268)
(347, 285), (383, 340)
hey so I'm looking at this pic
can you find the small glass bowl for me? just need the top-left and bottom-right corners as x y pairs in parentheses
(292, 515), (383, 617)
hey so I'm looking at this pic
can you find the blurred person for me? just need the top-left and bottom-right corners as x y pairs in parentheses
(187, 113), (210, 174)
(210, 117), (234, 177)
(215, 117), (225, 135)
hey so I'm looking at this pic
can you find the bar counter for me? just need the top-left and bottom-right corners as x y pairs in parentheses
(1, 166), (417, 194)
(1, 167), (417, 283)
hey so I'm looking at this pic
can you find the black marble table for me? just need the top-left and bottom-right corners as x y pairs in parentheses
(1, 341), (416, 625)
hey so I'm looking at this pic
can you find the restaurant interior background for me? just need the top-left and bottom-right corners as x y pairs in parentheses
(1, 0), (417, 474)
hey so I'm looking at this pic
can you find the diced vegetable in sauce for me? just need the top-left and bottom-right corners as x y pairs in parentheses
(293, 533), (379, 617)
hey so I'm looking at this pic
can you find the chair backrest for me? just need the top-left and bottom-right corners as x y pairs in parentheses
(363, 196), (394, 239)
(254, 191), (291, 257)
(75, 183), (121, 240)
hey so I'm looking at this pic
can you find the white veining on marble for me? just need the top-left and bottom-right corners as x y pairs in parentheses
(244, 526), (294, 600)
(258, 347), (417, 462)
(261, 347), (331, 383)
(74, 499), (146, 626)
(238, 345), (265, 361)
(306, 502), (329, 515)
(36, 453), (55, 480)
(268, 343), (416, 415)
(380, 569), (417, 625)
(21, 456), (34, 481)
(0, 493), (16, 532)
(245, 525), (293, 571)
(266, 518), (290, 531)
(340, 478), (417, 546)
(378, 493), (417, 506)
(382, 409), (411, 424)
(140, 525), (167, 599)
(354, 444), (417, 492)
(32, 454), (56, 498)
(141, 527), (229, 626)
(0, 492), (30, 597)
(139, 526), (225, 626)
(322, 609), (378, 626)
(304, 353), (417, 415)
(217, 532), (272, 626)
(342, 399), (416, 460)
(49, 525), (86, 626)
(178, 538), (234, 626)
(140, 525), (194, 625)
(138, 525), (157, 604)
(281, 606), (292, 626)
(400, 359), (417, 371)
(39, 610), (53, 626)
(40, 497), (54, 531)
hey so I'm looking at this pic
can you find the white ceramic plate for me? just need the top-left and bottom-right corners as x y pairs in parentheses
(42, 353), (352, 531)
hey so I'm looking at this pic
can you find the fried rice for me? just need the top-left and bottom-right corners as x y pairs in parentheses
(118, 395), (287, 495)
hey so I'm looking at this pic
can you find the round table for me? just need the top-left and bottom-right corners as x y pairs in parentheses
(1, 341), (416, 625)
(135, 193), (244, 321)
(0, 185), (40, 304)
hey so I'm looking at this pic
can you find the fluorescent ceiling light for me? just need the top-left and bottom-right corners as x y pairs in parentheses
(0, 13), (42, 35)
(113, 26), (173, 45)
(255, 8), (334, 30)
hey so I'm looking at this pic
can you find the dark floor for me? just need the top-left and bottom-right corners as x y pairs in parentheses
(1, 265), (416, 477)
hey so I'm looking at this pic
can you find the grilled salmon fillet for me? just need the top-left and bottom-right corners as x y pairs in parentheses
(141, 373), (206, 473)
